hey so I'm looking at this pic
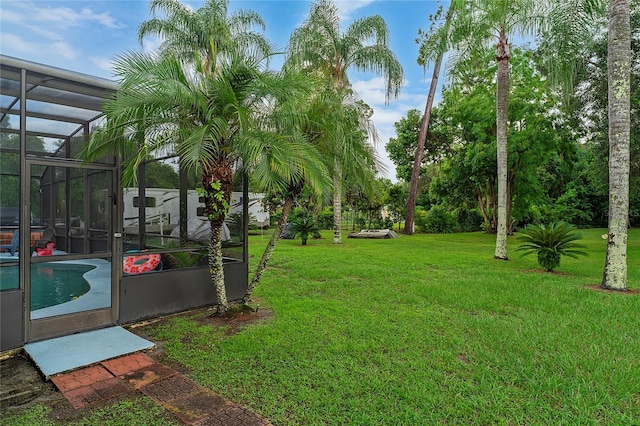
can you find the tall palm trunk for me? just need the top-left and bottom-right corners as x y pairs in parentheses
(243, 195), (295, 303)
(405, 6), (452, 235)
(602, 0), (631, 291)
(404, 50), (444, 235)
(333, 159), (343, 244)
(494, 26), (510, 260)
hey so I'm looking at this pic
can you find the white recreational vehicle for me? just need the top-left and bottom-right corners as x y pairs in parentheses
(122, 188), (269, 237)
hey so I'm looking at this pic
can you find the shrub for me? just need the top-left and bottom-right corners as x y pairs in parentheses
(354, 217), (366, 229)
(455, 208), (484, 232)
(414, 207), (428, 230)
(382, 217), (394, 230)
(317, 207), (334, 230)
(515, 222), (587, 271)
(424, 205), (456, 233)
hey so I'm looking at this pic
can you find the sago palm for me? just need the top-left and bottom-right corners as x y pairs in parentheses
(515, 222), (587, 272)
(288, 215), (320, 246)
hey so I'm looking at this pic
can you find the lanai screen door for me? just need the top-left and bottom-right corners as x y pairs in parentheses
(26, 159), (118, 342)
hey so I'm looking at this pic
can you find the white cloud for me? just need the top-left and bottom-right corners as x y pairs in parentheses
(352, 76), (389, 106)
(24, 24), (64, 42)
(335, 0), (377, 20)
(0, 9), (25, 24)
(141, 36), (163, 54)
(0, 34), (40, 56)
(50, 41), (80, 60)
(90, 57), (115, 74)
(373, 108), (405, 128)
(80, 7), (125, 29)
(0, 33), (79, 61)
(5, 2), (126, 30)
(351, 75), (440, 181)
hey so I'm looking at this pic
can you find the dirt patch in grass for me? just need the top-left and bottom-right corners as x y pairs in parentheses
(0, 354), (58, 409)
(585, 285), (640, 295)
(522, 268), (571, 276)
(195, 301), (274, 336)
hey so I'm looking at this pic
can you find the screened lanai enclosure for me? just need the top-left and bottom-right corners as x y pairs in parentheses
(0, 55), (250, 352)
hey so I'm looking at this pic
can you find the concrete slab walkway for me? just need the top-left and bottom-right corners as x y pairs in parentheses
(24, 326), (155, 377)
(50, 352), (272, 426)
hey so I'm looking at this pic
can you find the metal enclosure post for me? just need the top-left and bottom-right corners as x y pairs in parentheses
(19, 67), (29, 342)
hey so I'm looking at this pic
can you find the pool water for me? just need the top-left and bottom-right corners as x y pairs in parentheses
(0, 263), (93, 310)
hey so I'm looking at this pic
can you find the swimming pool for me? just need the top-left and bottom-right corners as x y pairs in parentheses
(0, 263), (93, 310)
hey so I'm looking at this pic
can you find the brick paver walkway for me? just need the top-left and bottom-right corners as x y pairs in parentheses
(51, 353), (272, 426)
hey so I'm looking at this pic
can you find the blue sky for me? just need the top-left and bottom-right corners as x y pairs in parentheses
(0, 0), (448, 180)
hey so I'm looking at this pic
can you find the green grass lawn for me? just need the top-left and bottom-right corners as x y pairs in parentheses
(151, 228), (639, 425)
(3, 229), (638, 425)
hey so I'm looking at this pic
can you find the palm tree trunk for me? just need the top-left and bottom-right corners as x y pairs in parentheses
(208, 221), (228, 313)
(243, 195), (295, 303)
(602, 0), (631, 291)
(405, 6), (451, 236)
(494, 26), (510, 260)
(333, 159), (343, 244)
(202, 162), (233, 315)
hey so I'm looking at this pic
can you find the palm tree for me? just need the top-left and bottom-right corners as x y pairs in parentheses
(602, 0), (631, 290)
(539, 0), (631, 289)
(442, 0), (546, 260)
(405, 3), (456, 235)
(85, 39), (306, 314)
(138, 0), (271, 74)
(243, 82), (379, 303)
(287, 0), (403, 244)
(243, 86), (330, 304)
(91, 0), (310, 314)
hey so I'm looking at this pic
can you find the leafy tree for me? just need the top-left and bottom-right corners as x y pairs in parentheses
(144, 161), (180, 188)
(429, 48), (568, 234)
(536, 0), (633, 288)
(1, 118), (46, 214)
(287, 0), (403, 244)
(361, 178), (390, 229)
(387, 182), (408, 231)
(386, 110), (422, 182)
(386, 109), (448, 183)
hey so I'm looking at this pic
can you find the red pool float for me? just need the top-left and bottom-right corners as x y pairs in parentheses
(123, 253), (162, 275)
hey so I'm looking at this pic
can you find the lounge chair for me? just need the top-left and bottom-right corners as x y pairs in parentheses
(0, 230), (19, 256)
(32, 227), (55, 253)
